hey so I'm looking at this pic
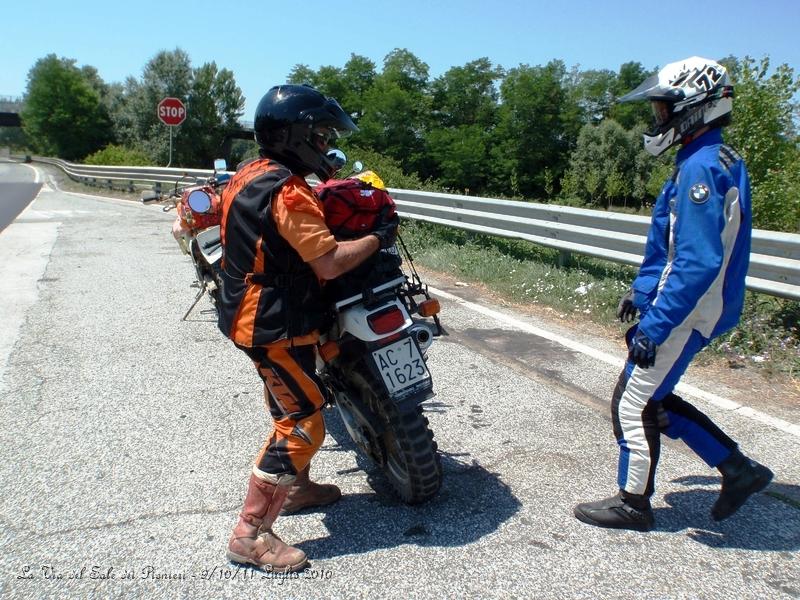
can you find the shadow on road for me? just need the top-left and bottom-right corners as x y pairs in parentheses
(654, 475), (800, 550)
(295, 410), (521, 560)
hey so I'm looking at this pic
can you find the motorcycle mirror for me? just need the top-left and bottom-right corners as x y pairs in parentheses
(213, 158), (227, 173)
(353, 160), (364, 174)
(326, 149), (347, 171)
(187, 190), (213, 214)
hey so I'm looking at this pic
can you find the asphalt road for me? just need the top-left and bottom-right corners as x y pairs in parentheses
(0, 161), (41, 232)
(0, 163), (798, 600)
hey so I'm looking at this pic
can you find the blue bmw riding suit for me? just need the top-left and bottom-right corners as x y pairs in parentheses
(614, 128), (752, 497)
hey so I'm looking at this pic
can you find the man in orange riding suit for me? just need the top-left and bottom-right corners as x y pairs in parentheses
(217, 84), (399, 572)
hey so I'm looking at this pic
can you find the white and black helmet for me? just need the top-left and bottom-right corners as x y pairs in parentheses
(619, 56), (734, 156)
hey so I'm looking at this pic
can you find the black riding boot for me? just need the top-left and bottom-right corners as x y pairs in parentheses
(711, 449), (773, 521)
(574, 490), (655, 532)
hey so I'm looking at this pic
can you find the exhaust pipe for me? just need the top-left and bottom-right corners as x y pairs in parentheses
(408, 322), (434, 353)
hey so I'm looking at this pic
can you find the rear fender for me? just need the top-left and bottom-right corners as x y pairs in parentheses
(393, 388), (436, 414)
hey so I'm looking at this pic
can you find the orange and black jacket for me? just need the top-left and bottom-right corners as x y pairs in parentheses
(217, 158), (329, 347)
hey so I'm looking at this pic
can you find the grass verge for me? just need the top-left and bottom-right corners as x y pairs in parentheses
(400, 219), (799, 380)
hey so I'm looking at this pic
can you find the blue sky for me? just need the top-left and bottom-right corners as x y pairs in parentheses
(3, 0), (798, 120)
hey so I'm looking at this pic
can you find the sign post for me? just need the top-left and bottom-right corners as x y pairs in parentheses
(157, 97), (187, 167)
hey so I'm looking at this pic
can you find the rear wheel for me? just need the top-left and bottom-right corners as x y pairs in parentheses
(348, 370), (441, 504)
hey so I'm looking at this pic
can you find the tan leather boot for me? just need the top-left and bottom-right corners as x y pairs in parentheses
(280, 464), (342, 515)
(227, 473), (308, 572)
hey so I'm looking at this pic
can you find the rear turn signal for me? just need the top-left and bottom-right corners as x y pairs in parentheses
(367, 306), (405, 334)
(417, 298), (440, 317)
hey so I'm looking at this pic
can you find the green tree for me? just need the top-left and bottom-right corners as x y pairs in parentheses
(571, 68), (617, 123)
(430, 58), (502, 128)
(604, 168), (630, 208)
(340, 54), (377, 120)
(21, 54), (113, 160)
(608, 61), (654, 129)
(726, 56), (799, 184)
(725, 56), (800, 232)
(182, 62), (245, 166)
(288, 54), (376, 122)
(337, 145), (429, 190)
(382, 48), (429, 92)
(753, 148), (800, 232)
(357, 49), (431, 176)
(560, 119), (659, 208)
(427, 58), (503, 192)
(288, 64), (349, 103)
(287, 64), (319, 87)
(112, 49), (193, 162)
(113, 49), (244, 167)
(491, 60), (580, 198)
(427, 124), (491, 193)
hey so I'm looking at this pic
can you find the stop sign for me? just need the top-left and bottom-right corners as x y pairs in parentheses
(157, 97), (186, 126)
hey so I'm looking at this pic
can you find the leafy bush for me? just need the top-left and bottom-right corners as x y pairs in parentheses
(83, 144), (151, 166)
(559, 120), (663, 209)
(750, 150), (800, 232)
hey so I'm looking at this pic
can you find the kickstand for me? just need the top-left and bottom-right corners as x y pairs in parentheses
(182, 281), (207, 321)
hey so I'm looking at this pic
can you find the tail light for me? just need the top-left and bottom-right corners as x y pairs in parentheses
(418, 298), (440, 317)
(367, 306), (405, 334)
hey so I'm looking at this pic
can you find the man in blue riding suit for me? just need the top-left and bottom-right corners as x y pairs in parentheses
(574, 57), (773, 531)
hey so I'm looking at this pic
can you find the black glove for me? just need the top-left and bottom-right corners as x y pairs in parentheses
(617, 288), (637, 322)
(630, 329), (657, 369)
(371, 207), (399, 249)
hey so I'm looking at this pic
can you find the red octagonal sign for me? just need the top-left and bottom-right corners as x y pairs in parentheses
(157, 97), (186, 126)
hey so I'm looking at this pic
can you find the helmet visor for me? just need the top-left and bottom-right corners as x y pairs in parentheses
(301, 98), (358, 138)
(618, 74), (660, 103)
(651, 100), (672, 127)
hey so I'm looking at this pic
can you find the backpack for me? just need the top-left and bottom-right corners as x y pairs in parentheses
(316, 177), (403, 301)
(315, 177), (397, 240)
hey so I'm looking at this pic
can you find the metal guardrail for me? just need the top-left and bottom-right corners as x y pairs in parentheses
(32, 157), (800, 301)
(390, 189), (800, 301)
(33, 156), (216, 193)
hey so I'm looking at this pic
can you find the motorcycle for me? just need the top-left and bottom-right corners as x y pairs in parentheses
(141, 159), (229, 319)
(315, 159), (444, 504)
(146, 153), (445, 504)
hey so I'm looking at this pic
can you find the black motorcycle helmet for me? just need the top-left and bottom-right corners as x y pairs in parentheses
(254, 84), (358, 181)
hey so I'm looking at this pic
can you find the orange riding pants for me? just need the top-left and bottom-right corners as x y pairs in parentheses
(240, 340), (329, 477)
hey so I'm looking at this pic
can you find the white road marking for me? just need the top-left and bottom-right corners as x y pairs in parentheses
(431, 286), (800, 438)
(29, 164), (162, 209)
(0, 192), (60, 387)
(20, 162), (40, 183)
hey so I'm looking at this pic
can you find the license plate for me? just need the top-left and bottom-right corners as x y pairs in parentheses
(372, 337), (430, 396)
